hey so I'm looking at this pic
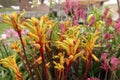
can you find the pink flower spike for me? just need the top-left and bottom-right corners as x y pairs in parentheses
(100, 53), (109, 72)
(104, 8), (109, 17)
(65, 0), (71, 14)
(105, 43), (111, 48)
(73, 19), (79, 25)
(59, 23), (66, 34)
(101, 53), (108, 61)
(110, 56), (120, 71)
(87, 77), (100, 80)
(100, 62), (109, 72)
(114, 18), (120, 32)
(106, 18), (112, 27)
(104, 33), (111, 40)
(89, 16), (96, 27)
(78, 9), (86, 20)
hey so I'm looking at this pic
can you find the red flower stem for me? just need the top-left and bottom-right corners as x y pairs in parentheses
(81, 56), (92, 80)
(75, 58), (80, 80)
(18, 32), (34, 80)
(17, 52), (30, 79)
(56, 69), (58, 80)
(33, 48), (42, 78)
(61, 70), (64, 80)
(57, 71), (61, 80)
(27, 47), (41, 80)
(56, 71), (58, 80)
(15, 71), (24, 80)
(39, 46), (49, 80)
(64, 61), (72, 80)
(29, 50), (41, 80)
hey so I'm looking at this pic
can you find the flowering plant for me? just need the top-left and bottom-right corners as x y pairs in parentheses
(0, 0), (120, 80)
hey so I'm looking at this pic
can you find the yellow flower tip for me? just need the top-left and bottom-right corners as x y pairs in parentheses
(92, 54), (99, 62)
(32, 44), (41, 49)
(73, 52), (82, 61)
(46, 62), (50, 69)
(95, 21), (102, 28)
(27, 32), (39, 41)
(34, 56), (42, 65)
(1, 14), (6, 17)
(10, 43), (16, 49)
(87, 14), (94, 22)
(65, 58), (69, 66)
(42, 15), (49, 21)
(53, 55), (59, 59)
(53, 61), (64, 70)
(69, 55), (74, 60)
(46, 44), (51, 51)
(10, 15), (16, 21)
(0, 54), (16, 70)
(53, 61), (57, 65)
(1, 14), (9, 20)
(54, 64), (64, 71)
(59, 65), (64, 71)
(81, 55), (87, 61)
(10, 42), (22, 53)
(60, 56), (64, 65)
(16, 48), (21, 53)
(29, 41), (36, 44)
(0, 54), (24, 80)
(65, 55), (74, 65)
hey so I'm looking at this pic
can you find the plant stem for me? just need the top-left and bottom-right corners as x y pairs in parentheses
(17, 52), (30, 79)
(34, 48), (43, 79)
(18, 32), (34, 80)
(0, 46), (5, 58)
(104, 71), (108, 80)
(113, 71), (119, 80)
(64, 61), (72, 80)
(15, 71), (24, 80)
(81, 56), (92, 80)
(61, 70), (64, 80)
(2, 41), (8, 56)
(28, 47), (41, 80)
(75, 58), (79, 80)
(57, 71), (61, 80)
(31, 56), (41, 80)
(39, 45), (49, 80)
(110, 72), (113, 80)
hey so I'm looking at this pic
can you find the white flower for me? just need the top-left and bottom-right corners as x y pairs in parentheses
(0, 34), (7, 40)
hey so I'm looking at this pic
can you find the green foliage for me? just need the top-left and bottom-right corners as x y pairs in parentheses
(0, 22), (10, 34)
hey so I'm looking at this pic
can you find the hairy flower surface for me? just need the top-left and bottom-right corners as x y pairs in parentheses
(87, 77), (100, 80)
(0, 54), (23, 80)
(114, 18), (120, 33)
(24, 16), (53, 51)
(87, 14), (96, 27)
(110, 56), (120, 71)
(104, 33), (111, 40)
(1, 11), (25, 33)
(81, 30), (100, 62)
(100, 53), (109, 72)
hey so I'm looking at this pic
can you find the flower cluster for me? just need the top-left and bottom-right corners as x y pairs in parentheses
(65, 0), (86, 25)
(0, 1), (120, 80)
